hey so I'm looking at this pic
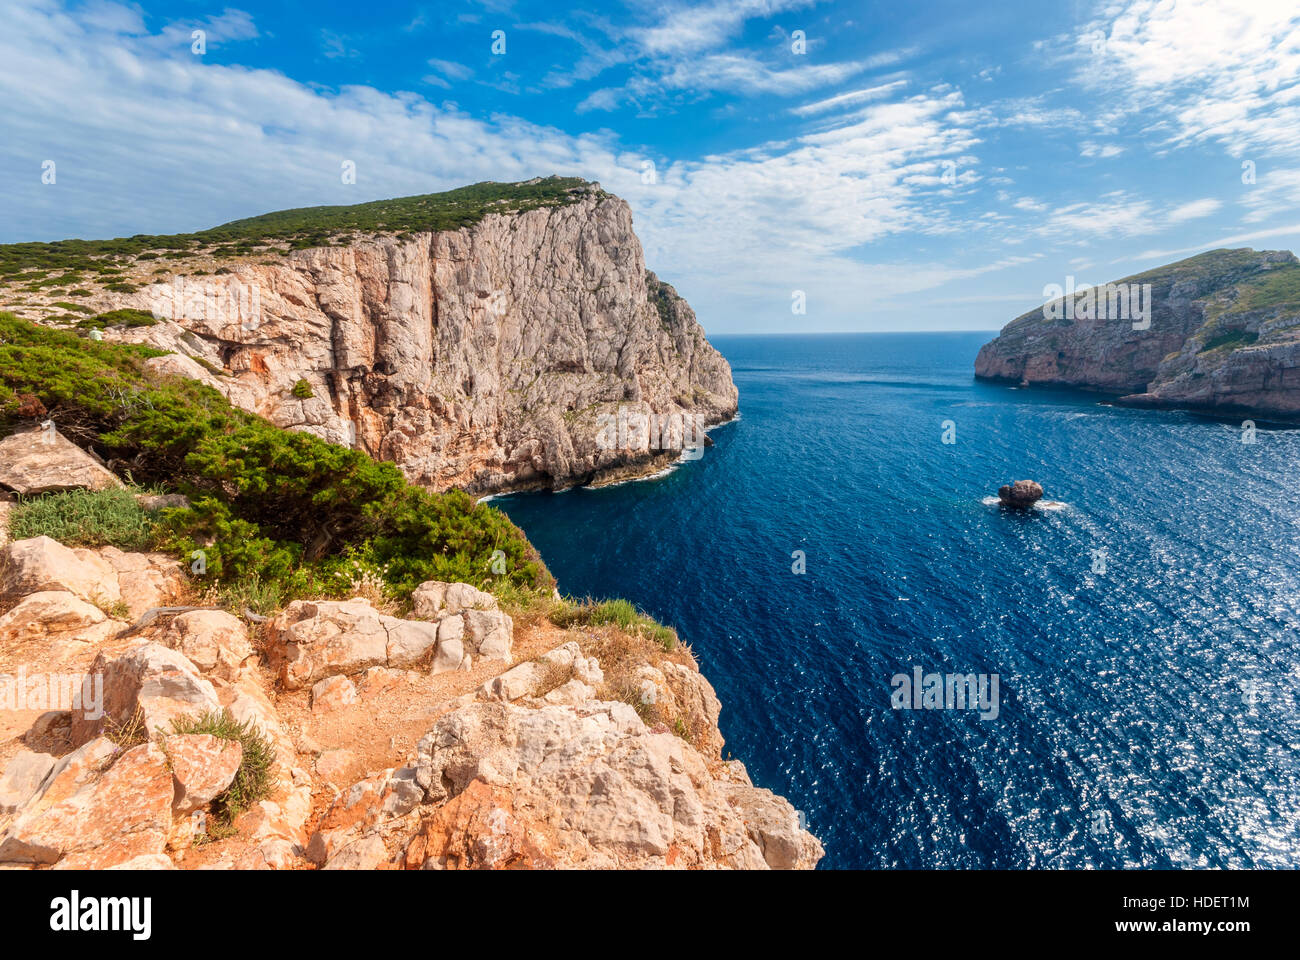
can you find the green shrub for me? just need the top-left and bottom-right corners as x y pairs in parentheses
(0, 312), (551, 606)
(552, 597), (678, 651)
(76, 308), (159, 331)
(168, 710), (275, 825)
(8, 487), (157, 551)
(291, 378), (313, 399)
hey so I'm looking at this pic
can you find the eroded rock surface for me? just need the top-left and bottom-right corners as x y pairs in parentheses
(0, 538), (821, 870)
(102, 190), (737, 494)
(975, 248), (1300, 416)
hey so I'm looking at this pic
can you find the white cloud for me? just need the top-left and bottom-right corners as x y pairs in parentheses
(1070, 0), (1300, 156)
(0, 0), (998, 332)
(1132, 222), (1300, 262)
(790, 79), (909, 116)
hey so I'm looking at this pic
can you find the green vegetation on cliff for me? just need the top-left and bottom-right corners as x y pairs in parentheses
(0, 312), (551, 608)
(0, 177), (596, 278)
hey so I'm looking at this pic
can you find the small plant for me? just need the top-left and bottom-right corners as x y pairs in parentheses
(198, 573), (284, 619)
(51, 301), (95, 314)
(169, 709), (275, 825)
(104, 707), (148, 754)
(91, 595), (131, 620)
(9, 487), (158, 551)
(291, 378), (313, 399)
(552, 597), (678, 651)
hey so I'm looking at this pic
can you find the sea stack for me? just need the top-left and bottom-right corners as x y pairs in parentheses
(998, 479), (1043, 509)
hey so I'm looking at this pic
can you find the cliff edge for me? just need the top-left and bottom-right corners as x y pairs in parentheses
(0, 177), (738, 493)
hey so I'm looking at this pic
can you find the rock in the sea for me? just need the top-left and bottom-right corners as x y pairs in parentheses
(997, 479), (1043, 509)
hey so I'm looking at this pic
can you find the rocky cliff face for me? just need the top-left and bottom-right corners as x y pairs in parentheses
(974, 248), (1300, 416)
(90, 188), (737, 493)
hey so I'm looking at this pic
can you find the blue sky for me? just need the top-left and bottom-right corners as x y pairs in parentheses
(2, 0), (1299, 332)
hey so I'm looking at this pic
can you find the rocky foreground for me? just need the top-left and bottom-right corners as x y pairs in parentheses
(0, 528), (823, 869)
(975, 248), (1300, 416)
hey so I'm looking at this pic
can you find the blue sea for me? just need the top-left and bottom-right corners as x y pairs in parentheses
(494, 333), (1300, 869)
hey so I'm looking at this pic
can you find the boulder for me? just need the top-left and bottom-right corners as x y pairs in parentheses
(411, 699), (823, 869)
(432, 615), (465, 674)
(95, 547), (185, 618)
(160, 609), (254, 681)
(322, 834), (389, 870)
(997, 479), (1044, 509)
(384, 619), (440, 670)
(406, 779), (552, 870)
(69, 642), (221, 747)
(714, 781), (825, 870)
(411, 581), (498, 619)
(310, 675), (358, 715)
(166, 733), (242, 812)
(0, 750), (57, 816)
(0, 427), (122, 495)
(0, 537), (120, 605)
(266, 596), (485, 689)
(0, 741), (173, 867)
(266, 599), (391, 690)
(0, 591), (120, 667)
(462, 608), (513, 661)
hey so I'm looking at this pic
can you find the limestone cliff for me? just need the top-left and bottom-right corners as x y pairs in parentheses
(5, 179), (738, 494)
(974, 248), (1300, 416)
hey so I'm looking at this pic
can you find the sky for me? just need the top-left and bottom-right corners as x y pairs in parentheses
(2, 0), (1299, 333)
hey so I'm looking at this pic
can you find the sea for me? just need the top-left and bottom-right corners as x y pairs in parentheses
(493, 332), (1300, 869)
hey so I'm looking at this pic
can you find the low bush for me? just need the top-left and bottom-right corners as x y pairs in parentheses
(0, 312), (550, 606)
(552, 597), (678, 651)
(8, 487), (158, 551)
(76, 308), (158, 330)
(168, 710), (275, 826)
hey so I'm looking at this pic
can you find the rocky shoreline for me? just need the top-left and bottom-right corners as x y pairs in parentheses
(0, 181), (820, 870)
(975, 248), (1300, 418)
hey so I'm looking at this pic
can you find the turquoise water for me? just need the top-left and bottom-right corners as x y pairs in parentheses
(494, 333), (1300, 869)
